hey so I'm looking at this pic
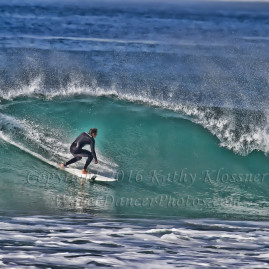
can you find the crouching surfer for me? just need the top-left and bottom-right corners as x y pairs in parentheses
(60, 128), (98, 174)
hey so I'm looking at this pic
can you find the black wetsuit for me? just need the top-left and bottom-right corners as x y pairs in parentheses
(64, 132), (97, 170)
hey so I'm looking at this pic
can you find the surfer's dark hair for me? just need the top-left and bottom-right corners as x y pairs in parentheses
(89, 128), (98, 135)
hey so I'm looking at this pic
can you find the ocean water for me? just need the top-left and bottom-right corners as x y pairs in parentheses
(0, 0), (269, 267)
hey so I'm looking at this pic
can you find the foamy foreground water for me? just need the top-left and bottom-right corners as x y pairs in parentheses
(0, 214), (269, 268)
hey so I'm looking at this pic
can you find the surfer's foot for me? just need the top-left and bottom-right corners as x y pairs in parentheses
(82, 169), (90, 175)
(60, 163), (66, 169)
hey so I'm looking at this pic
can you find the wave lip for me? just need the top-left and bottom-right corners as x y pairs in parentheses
(1, 78), (269, 156)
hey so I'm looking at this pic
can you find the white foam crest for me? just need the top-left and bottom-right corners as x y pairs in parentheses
(108, 90), (269, 155)
(205, 111), (269, 155)
(1, 79), (268, 155)
(110, 90), (269, 155)
(0, 76), (43, 100)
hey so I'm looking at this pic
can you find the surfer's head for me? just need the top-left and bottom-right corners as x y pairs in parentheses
(89, 128), (98, 138)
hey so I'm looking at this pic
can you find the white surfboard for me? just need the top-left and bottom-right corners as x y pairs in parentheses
(58, 165), (118, 182)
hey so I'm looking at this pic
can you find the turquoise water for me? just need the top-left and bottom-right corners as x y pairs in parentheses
(1, 96), (268, 219)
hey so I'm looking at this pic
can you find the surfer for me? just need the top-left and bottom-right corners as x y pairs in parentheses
(60, 128), (98, 174)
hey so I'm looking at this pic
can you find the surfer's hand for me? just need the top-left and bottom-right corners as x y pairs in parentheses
(95, 160), (98, 164)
